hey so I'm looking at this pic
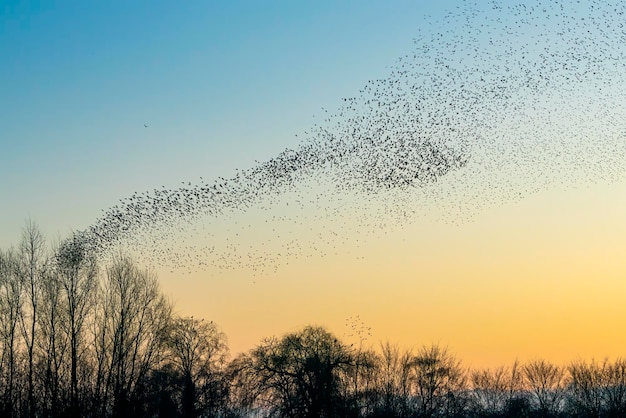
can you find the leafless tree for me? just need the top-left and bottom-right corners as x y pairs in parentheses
(17, 220), (47, 418)
(470, 366), (510, 415)
(567, 358), (605, 417)
(95, 255), (171, 416)
(54, 234), (99, 417)
(225, 352), (263, 416)
(37, 262), (69, 418)
(0, 248), (23, 417)
(602, 358), (626, 417)
(523, 359), (566, 417)
(409, 344), (467, 418)
(369, 342), (413, 417)
(341, 347), (377, 416)
(166, 316), (229, 417)
(469, 360), (527, 417)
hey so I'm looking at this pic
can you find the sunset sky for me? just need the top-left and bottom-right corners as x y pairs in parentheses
(2, 0), (625, 369)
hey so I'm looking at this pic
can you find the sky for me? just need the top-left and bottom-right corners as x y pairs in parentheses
(2, 0), (626, 369)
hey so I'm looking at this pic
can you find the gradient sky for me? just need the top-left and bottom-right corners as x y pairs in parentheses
(2, 0), (625, 369)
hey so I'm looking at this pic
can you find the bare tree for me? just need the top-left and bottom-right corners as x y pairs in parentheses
(567, 358), (605, 417)
(166, 316), (229, 417)
(523, 359), (566, 417)
(55, 235), (99, 418)
(0, 248), (23, 418)
(370, 342), (413, 417)
(37, 263), (69, 418)
(603, 358), (626, 418)
(410, 344), (467, 418)
(225, 353), (263, 417)
(469, 361), (528, 417)
(95, 255), (171, 416)
(340, 347), (377, 417)
(17, 220), (47, 418)
(470, 366), (510, 415)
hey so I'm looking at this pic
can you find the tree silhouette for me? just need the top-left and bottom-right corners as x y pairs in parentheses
(368, 342), (412, 417)
(567, 359), (605, 417)
(17, 220), (46, 418)
(95, 255), (171, 417)
(0, 248), (22, 418)
(523, 359), (565, 418)
(242, 325), (357, 418)
(166, 316), (229, 417)
(602, 358), (626, 418)
(470, 361), (525, 417)
(410, 344), (467, 418)
(38, 257), (67, 418)
(55, 234), (98, 418)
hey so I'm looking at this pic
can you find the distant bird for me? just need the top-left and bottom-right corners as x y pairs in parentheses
(144, 124), (149, 128)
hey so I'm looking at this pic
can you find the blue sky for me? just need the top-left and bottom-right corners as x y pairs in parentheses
(1, 0), (459, 245)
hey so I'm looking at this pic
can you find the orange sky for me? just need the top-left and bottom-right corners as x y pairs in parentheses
(156, 178), (626, 370)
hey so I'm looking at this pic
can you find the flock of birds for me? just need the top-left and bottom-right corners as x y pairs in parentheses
(345, 315), (374, 345)
(74, 0), (626, 275)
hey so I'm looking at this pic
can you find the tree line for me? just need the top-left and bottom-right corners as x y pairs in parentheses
(1, 222), (626, 418)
